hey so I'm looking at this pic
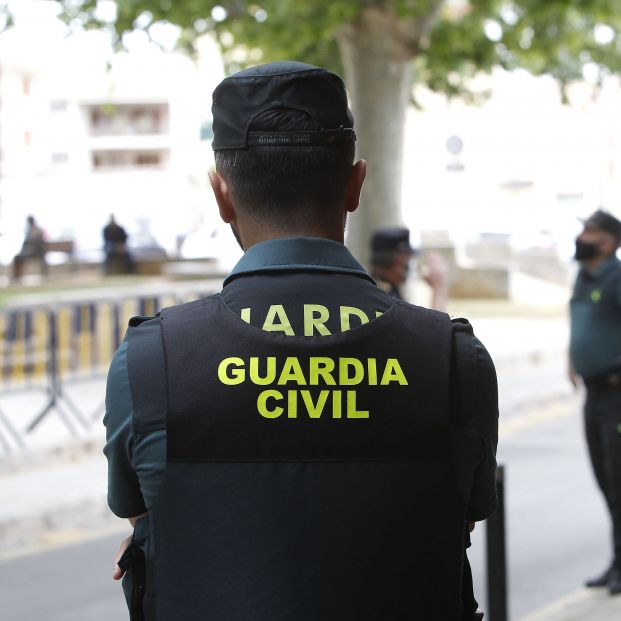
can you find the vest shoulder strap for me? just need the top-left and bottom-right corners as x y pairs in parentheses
(127, 295), (221, 434)
(127, 314), (168, 434)
(159, 293), (220, 320)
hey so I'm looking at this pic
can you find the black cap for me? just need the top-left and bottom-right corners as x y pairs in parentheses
(582, 209), (621, 240)
(211, 61), (356, 151)
(370, 227), (417, 266)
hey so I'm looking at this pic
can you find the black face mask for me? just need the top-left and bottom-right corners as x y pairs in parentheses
(574, 238), (601, 261)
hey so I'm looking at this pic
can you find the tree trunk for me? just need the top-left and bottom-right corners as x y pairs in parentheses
(338, 8), (413, 267)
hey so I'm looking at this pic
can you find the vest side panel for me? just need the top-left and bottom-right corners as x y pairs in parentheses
(127, 316), (167, 433)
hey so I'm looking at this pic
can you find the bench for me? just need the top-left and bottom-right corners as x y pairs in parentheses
(45, 240), (75, 256)
(12, 239), (76, 280)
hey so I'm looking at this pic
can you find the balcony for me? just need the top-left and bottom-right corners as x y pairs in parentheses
(91, 149), (169, 170)
(86, 104), (169, 137)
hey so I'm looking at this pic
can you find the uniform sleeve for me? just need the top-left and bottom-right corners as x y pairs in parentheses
(450, 323), (499, 522)
(103, 338), (147, 518)
(466, 337), (499, 521)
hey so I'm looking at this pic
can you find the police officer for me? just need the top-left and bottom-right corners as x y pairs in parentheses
(569, 209), (621, 595)
(102, 214), (135, 275)
(104, 61), (498, 620)
(370, 227), (449, 310)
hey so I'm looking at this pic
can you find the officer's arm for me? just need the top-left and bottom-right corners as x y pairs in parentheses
(450, 325), (499, 522)
(105, 340), (149, 581)
(466, 337), (499, 522)
(103, 338), (148, 519)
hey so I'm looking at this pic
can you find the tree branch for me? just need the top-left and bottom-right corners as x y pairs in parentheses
(398, 0), (446, 57)
(361, 0), (393, 10)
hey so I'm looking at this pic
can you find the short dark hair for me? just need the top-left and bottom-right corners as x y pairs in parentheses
(214, 107), (355, 228)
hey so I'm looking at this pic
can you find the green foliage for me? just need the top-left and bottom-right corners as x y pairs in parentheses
(415, 0), (621, 99)
(0, 2), (15, 30)
(49, 0), (621, 97)
(499, 0), (621, 84)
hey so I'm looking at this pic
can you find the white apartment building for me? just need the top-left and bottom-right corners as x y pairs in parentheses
(402, 68), (621, 262)
(0, 7), (225, 265)
(1, 2), (619, 274)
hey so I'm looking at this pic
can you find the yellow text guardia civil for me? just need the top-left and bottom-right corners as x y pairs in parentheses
(217, 356), (408, 419)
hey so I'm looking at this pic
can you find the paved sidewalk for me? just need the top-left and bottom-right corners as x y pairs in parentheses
(0, 450), (115, 556)
(517, 587), (621, 621)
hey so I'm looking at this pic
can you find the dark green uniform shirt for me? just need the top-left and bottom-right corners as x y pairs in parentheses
(104, 237), (498, 521)
(570, 256), (621, 379)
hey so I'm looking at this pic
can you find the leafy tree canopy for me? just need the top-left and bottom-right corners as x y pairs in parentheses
(53, 0), (621, 99)
(4, 0), (620, 260)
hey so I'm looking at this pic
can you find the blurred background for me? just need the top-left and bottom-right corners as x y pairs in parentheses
(0, 1), (620, 620)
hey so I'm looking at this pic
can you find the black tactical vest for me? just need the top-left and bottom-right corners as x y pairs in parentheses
(127, 294), (466, 621)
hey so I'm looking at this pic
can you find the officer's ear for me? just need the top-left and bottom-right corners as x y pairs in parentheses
(209, 171), (236, 224)
(345, 160), (367, 214)
(603, 231), (621, 255)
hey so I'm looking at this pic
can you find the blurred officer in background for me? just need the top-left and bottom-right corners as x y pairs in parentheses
(569, 209), (621, 595)
(104, 61), (497, 620)
(370, 227), (449, 310)
(102, 214), (134, 275)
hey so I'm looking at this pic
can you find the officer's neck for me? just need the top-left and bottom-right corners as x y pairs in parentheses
(239, 220), (346, 251)
(583, 252), (614, 274)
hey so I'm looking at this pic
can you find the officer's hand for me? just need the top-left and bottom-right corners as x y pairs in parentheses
(112, 534), (132, 581)
(420, 251), (447, 286)
(468, 521), (475, 533)
(568, 366), (580, 390)
(419, 251), (449, 311)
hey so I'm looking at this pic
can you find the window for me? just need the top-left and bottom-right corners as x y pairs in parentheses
(50, 100), (68, 112)
(92, 152), (127, 168)
(51, 153), (68, 164)
(135, 153), (161, 166)
(87, 104), (167, 136)
(92, 150), (165, 169)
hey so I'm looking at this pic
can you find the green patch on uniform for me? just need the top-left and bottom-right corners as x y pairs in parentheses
(590, 289), (602, 303)
(617, 423), (621, 434)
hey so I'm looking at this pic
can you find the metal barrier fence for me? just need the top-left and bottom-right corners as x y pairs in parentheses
(0, 291), (213, 452)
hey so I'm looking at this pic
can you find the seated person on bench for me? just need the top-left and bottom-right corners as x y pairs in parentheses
(12, 215), (47, 281)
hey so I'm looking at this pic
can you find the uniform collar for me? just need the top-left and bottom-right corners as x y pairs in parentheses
(224, 236), (375, 285)
(580, 255), (620, 280)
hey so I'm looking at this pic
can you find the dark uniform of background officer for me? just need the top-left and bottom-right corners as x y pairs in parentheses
(102, 214), (135, 275)
(370, 227), (449, 310)
(569, 209), (621, 595)
(104, 61), (498, 620)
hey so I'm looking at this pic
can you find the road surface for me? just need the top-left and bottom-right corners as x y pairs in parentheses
(0, 401), (611, 620)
